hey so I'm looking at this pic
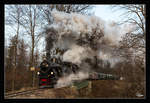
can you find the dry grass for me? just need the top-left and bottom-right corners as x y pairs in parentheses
(6, 80), (145, 99)
(83, 80), (145, 99)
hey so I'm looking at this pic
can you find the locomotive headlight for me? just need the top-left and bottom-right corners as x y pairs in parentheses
(46, 64), (48, 67)
(37, 72), (40, 75)
(51, 72), (53, 75)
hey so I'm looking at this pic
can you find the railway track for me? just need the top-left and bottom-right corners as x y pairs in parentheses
(5, 88), (43, 98)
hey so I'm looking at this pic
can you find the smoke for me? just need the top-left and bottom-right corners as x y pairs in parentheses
(51, 10), (105, 38)
(55, 71), (89, 88)
(101, 21), (136, 46)
(48, 10), (136, 53)
(62, 44), (94, 65)
(45, 10), (136, 87)
(50, 10), (136, 47)
(97, 45), (126, 68)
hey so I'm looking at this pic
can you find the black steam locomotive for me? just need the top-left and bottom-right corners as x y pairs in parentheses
(38, 57), (79, 88)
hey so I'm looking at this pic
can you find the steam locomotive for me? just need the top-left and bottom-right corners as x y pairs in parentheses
(38, 56), (79, 88)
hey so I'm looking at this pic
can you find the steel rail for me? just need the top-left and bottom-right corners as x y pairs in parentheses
(5, 88), (43, 98)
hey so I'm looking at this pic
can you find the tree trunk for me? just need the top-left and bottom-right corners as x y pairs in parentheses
(12, 11), (20, 91)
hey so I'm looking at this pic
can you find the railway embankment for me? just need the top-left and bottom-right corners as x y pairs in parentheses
(5, 80), (145, 99)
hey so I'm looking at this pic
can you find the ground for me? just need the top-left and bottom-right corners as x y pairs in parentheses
(6, 80), (145, 99)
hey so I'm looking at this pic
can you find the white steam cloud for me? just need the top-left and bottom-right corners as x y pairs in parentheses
(46, 10), (136, 87)
(48, 9), (136, 67)
(55, 71), (89, 88)
(62, 44), (94, 65)
(50, 10), (136, 47)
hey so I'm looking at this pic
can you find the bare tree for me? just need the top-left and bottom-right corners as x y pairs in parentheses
(112, 4), (145, 37)
(5, 37), (15, 91)
(5, 36), (18, 91)
(17, 39), (28, 70)
(5, 5), (23, 91)
(111, 5), (145, 68)
(17, 5), (43, 87)
(40, 4), (94, 60)
(55, 5), (94, 14)
(38, 5), (94, 24)
(112, 5), (146, 95)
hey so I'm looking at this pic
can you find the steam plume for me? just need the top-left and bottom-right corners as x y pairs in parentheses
(46, 10), (136, 87)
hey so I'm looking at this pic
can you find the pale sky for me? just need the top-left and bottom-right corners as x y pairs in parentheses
(94, 5), (124, 22)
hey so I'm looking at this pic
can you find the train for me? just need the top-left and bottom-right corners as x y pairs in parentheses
(37, 48), (121, 88)
(37, 58), (121, 88)
(88, 72), (120, 80)
(37, 56), (79, 88)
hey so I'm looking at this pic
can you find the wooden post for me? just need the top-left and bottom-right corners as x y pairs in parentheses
(70, 85), (78, 96)
(30, 67), (35, 87)
(88, 81), (92, 94)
